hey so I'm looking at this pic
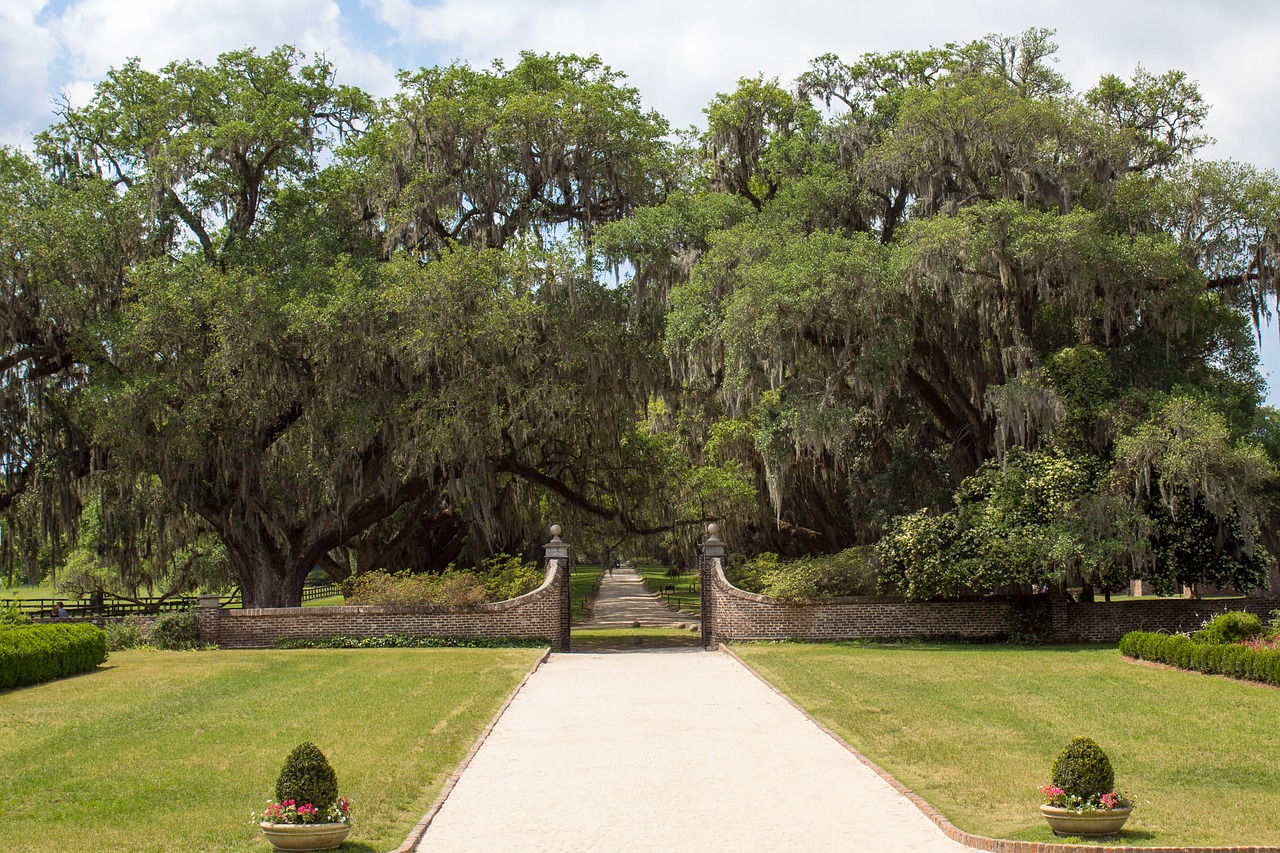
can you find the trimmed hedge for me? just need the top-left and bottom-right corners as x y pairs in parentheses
(1119, 630), (1280, 687)
(273, 633), (550, 650)
(0, 623), (108, 689)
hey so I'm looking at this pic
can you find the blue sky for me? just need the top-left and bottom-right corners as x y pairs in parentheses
(4, 0), (1280, 401)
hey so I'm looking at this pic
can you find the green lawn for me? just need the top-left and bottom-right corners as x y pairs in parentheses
(733, 642), (1280, 847)
(569, 563), (603, 620)
(301, 594), (345, 607)
(635, 564), (699, 614)
(2, 584), (64, 601)
(0, 647), (544, 853)
(571, 626), (701, 651)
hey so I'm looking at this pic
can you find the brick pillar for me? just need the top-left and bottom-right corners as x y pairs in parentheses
(700, 524), (726, 650)
(1049, 596), (1070, 643)
(196, 593), (222, 645)
(544, 525), (572, 652)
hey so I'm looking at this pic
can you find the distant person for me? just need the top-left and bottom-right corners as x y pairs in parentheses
(52, 601), (70, 618)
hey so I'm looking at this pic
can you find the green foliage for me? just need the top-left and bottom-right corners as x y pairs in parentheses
(478, 554), (544, 602)
(0, 623), (107, 689)
(6, 32), (1280, 610)
(274, 634), (549, 649)
(274, 742), (339, 813)
(341, 557), (542, 607)
(151, 610), (202, 650)
(1051, 737), (1116, 800)
(342, 570), (486, 607)
(0, 599), (31, 625)
(1193, 611), (1264, 645)
(1003, 598), (1054, 645)
(103, 617), (146, 651)
(877, 510), (964, 598)
(1121, 629), (1280, 686)
(730, 548), (878, 599)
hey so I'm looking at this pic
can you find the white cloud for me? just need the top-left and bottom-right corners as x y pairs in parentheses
(0, 0), (58, 146)
(366, 0), (1280, 171)
(45, 0), (398, 113)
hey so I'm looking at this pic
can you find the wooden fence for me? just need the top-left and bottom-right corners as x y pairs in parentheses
(3, 583), (342, 618)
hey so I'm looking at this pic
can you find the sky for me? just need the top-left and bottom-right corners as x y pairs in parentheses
(4, 0), (1280, 400)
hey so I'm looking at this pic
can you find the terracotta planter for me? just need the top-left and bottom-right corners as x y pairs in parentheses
(1040, 804), (1132, 837)
(259, 821), (351, 851)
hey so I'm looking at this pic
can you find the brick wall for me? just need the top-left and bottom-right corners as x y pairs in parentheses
(702, 557), (1011, 646)
(701, 557), (1280, 647)
(196, 558), (572, 651)
(1053, 596), (1280, 643)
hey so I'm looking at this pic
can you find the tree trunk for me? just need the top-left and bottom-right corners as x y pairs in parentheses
(224, 537), (312, 608)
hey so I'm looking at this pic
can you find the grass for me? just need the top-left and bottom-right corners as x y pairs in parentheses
(301, 594), (345, 607)
(2, 584), (63, 601)
(0, 646), (544, 853)
(635, 564), (700, 614)
(569, 563), (604, 620)
(733, 641), (1280, 847)
(571, 626), (701, 651)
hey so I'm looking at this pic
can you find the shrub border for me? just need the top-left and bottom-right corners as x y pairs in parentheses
(1119, 631), (1280, 688)
(0, 622), (107, 689)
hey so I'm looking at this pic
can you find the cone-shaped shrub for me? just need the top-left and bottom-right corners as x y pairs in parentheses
(1051, 736), (1114, 799)
(275, 742), (339, 812)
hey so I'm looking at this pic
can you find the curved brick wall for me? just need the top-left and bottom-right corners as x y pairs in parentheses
(701, 557), (1280, 647)
(702, 558), (1010, 646)
(196, 558), (572, 650)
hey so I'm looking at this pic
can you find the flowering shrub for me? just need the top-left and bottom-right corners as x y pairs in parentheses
(1240, 634), (1280, 651)
(258, 795), (351, 825)
(1194, 611), (1263, 645)
(1040, 785), (1132, 812)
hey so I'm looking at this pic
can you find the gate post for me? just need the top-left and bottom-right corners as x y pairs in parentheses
(544, 525), (572, 652)
(700, 523), (726, 650)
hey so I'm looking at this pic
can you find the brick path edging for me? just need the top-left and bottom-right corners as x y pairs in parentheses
(389, 647), (552, 853)
(718, 644), (1280, 853)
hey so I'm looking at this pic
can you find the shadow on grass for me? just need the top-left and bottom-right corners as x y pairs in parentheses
(570, 627), (703, 652)
(337, 843), (380, 852)
(0, 662), (117, 696)
(1009, 825), (1157, 845)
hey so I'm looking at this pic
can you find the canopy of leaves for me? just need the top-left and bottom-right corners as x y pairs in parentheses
(4, 31), (1280, 606)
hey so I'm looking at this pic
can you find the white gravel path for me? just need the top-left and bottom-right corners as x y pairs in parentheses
(414, 648), (969, 853)
(577, 563), (696, 628)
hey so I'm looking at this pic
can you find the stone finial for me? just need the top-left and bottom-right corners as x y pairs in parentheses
(702, 522), (726, 558)
(545, 524), (570, 561)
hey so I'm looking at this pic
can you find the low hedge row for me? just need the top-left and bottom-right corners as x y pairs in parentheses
(1119, 630), (1280, 686)
(273, 633), (550, 649)
(0, 623), (108, 689)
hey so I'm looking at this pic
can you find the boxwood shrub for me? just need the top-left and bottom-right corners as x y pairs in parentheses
(1119, 629), (1280, 687)
(0, 623), (108, 689)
